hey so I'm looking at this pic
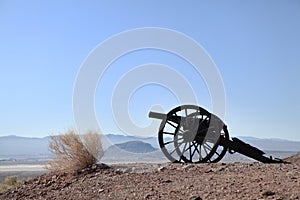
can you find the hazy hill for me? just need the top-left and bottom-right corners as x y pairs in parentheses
(101, 134), (158, 149)
(0, 134), (299, 160)
(0, 135), (50, 156)
(113, 141), (157, 153)
(101, 141), (165, 163)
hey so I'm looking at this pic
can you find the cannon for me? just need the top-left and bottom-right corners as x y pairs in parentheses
(149, 105), (284, 163)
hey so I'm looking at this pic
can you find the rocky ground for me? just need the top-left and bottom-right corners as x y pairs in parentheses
(284, 153), (300, 165)
(0, 160), (299, 200)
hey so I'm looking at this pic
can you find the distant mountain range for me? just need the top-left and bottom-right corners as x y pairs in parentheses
(0, 135), (50, 156)
(237, 136), (300, 152)
(0, 134), (299, 161)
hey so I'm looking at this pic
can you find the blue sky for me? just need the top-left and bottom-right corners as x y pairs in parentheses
(0, 1), (299, 141)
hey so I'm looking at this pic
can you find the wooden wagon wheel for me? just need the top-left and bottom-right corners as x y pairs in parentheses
(207, 124), (229, 163)
(158, 105), (227, 163)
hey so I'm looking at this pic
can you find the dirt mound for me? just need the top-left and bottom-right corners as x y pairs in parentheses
(284, 152), (300, 165)
(0, 162), (299, 200)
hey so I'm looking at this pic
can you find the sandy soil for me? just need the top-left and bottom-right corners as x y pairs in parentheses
(0, 162), (299, 200)
(0, 165), (45, 172)
(0, 165), (47, 183)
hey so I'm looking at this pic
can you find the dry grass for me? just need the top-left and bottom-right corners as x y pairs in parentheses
(46, 130), (103, 173)
(0, 176), (23, 193)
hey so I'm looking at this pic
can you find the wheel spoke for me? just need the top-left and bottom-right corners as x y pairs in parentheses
(179, 142), (188, 161)
(169, 141), (184, 155)
(167, 120), (177, 129)
(204, 143), (213, 151)
(178, 128), (184, 133)
(203, 144), (209, 156)
(163, 131), (175, 135)
(191, 142), (198, 158)
(189, 142), (192, 161)
(192, 142), (200, 154)
(163, 137), (183, 145)
(182, 142), (193, 154)
(185, 108), (188, 117)
(198, 144), (203, 160)
(198, 116), (209, 127)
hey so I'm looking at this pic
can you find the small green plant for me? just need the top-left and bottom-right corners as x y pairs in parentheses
(0, 176), (23, 193)
(46, 130), (103, 173)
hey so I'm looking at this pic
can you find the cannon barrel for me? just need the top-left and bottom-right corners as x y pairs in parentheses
(149, 111), (182, 124)
(148, 111), (167, 120)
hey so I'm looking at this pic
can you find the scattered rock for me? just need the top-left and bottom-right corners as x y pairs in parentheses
(0, 163), (299, 200)
(98, 189), (104, 193)
(160, 179), (172, 184)
(158, 166), (166, 172)
(263, 191), (275, 196)
(189, 195), (202, 200)
(205, 169), (213, 173)
(144, 193), (152, 199)
(182, 164), (194, 170)
(216, 166), (226, 171)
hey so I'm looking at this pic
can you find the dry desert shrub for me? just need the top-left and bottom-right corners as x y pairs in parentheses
(47, 130), (103, 173)
(0, 176), (23, 193)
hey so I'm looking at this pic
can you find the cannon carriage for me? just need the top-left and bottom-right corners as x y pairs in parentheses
(149, 105), (284, 163)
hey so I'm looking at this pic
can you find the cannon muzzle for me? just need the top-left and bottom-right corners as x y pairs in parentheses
(148, 111), (167, 120)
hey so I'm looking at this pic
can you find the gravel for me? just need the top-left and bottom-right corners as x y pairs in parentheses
(0, 162), (299, 200)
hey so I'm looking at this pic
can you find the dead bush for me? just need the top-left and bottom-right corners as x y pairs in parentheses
(0, 176), (23, 193)
(46, 130), (103, 173)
